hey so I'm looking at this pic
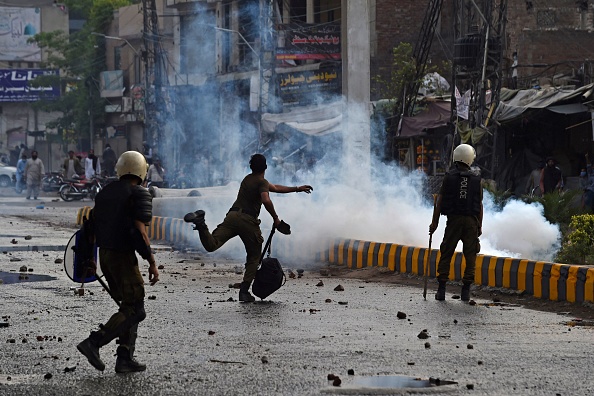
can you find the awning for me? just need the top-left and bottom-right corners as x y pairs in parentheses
(261, 101), (343, 136)
(494, 83), (594, 122)
(398, 100), (451, 137)
(547, 103), (590, 114)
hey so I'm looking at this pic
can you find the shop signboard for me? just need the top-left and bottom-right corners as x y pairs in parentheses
(276, 22), (341, 60)
(278, 67), (341, 107)
(0, 7), (41, 61)
(0, 69), (59, 102)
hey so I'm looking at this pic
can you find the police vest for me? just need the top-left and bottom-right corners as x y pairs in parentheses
(93, 181), (152, 250)
(440, 169), (481, 216)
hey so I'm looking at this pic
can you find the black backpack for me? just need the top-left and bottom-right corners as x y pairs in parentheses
(252, 227), (287, 300)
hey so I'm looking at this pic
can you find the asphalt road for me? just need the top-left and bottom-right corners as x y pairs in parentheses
(0, 188), (593, 396)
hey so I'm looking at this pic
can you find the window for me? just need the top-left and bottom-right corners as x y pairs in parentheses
(180, 8), (216, 74)
(537, 10), (556, 28)
(114, 46), (121, 70)
(237, 0), (260, 69)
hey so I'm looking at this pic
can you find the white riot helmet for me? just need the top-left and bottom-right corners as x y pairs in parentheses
(453, 144), (476, 167)
(116, 151), (148, 181)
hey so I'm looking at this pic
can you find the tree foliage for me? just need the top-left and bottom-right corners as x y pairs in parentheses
(27, 0), (134, 146)
(555, 214), (594, 265)
(372, 43), (451, 115)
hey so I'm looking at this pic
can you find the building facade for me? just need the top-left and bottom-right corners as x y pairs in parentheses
(0, 1), (68, 171)
(98, 0), (594, 186)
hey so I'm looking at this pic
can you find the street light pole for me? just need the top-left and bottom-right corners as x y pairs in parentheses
(91, 32), (140, 57)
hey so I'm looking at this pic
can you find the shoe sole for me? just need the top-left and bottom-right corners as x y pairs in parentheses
(77, 343), (106, 371)
(183, 210), (205, 223)
(239, 294), (256, 302)
(115, 366), (147, 373)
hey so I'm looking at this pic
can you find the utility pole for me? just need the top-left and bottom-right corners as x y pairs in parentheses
(342, 0), (371, 184)
(452, 0), (507, 179)
(142, 0), (164, 150)
(258, 0), (279, 149)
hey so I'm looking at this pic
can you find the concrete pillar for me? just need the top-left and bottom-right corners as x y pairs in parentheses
(341, 0), (371, 184)
(306, 0), (314, 23)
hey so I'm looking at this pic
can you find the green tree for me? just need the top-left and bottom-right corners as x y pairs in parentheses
(28, 0), (133, 146)
(556, 214), (594, 265)
(372, 42), (450, 116)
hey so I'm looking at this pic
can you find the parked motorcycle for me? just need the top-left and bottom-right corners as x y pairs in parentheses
(59, 176), (103, 201)
(42, 172), (64, 192)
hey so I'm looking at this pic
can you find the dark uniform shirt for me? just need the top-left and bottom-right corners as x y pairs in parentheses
(93, 181), (152, 251)
(231, 174), (270, 217)
(440, 167), (482, 217)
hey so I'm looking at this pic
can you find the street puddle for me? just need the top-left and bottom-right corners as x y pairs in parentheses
(0, 271), (57, 284)
(0, 374), (40, 385)
(0, 245), (66, 252)
(322, 375), (458, 394)
(352, 376), (457, 388)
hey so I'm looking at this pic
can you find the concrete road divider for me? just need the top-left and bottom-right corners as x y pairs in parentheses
(76, 207), (594, 304)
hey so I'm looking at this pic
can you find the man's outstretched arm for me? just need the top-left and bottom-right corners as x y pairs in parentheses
(268, 183), (313, 194)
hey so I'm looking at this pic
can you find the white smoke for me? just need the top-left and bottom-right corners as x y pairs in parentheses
(267, 158), (561, 266)
(155, 3), (561, 266)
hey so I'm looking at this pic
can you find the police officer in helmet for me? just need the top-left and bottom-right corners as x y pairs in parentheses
(429, 144), (483, 301)
(77, 151), (159, 373)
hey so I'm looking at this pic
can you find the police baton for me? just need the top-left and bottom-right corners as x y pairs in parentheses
(423, 194), (437, 300)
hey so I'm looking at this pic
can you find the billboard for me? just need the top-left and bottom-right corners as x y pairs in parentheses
(276, 22), (341, 60)
(278, 67), (341, 106)
(0, 7), (41, 61)
(0, 69), (60, 102)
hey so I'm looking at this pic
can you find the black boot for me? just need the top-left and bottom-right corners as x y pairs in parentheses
(461, 283), (471, 302)
(77, 331), (106, 371)
(239, 281), (255, 302)
(435, 280), (446, 301)
(184, 210), (206, 229)
(115, 346), (147, 373)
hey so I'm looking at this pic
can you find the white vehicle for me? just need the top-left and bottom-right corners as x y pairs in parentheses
(0, 162), (17, 188)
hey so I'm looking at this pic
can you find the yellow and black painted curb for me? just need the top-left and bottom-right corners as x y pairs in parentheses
(317, 238), (594, 304)
(76, 206), (197, 246)
(76, 207), (594, 304)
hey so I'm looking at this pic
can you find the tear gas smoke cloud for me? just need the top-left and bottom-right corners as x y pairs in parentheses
(156, 3), (561, 267)
(177, 140), (561, 267)
(265, 160), (561, 265)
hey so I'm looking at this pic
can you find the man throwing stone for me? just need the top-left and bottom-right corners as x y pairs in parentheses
(185, 154), (313, 302)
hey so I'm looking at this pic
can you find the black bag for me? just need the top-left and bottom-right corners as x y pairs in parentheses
(252, 227), (286, 300)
